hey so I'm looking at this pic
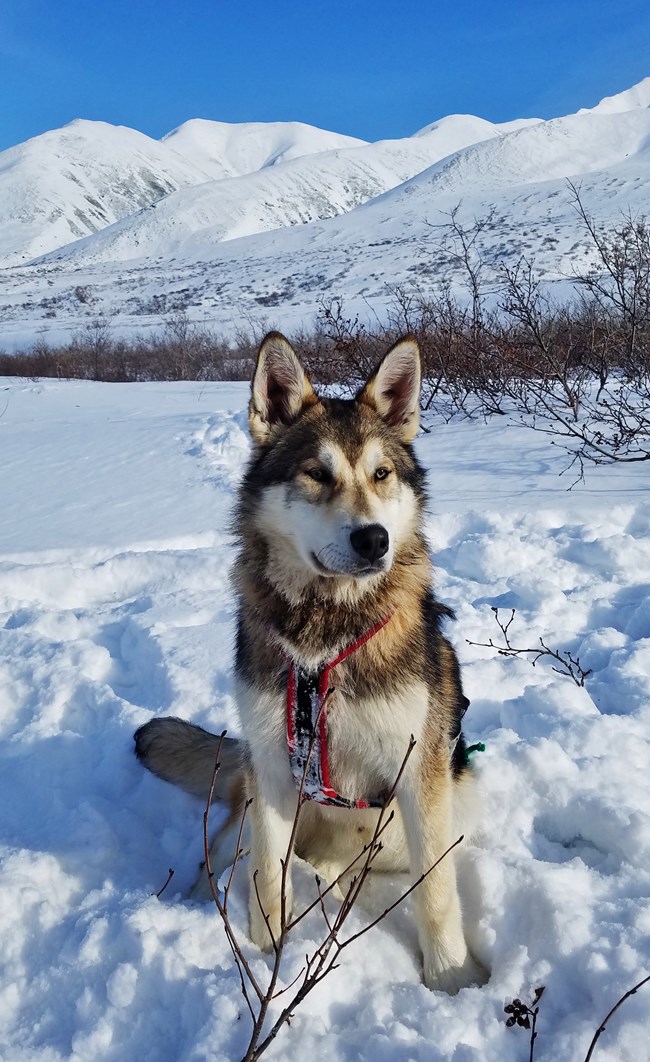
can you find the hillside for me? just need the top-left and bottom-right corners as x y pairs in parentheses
(0, 117), (373, 268)
(161, 118), (366, 179)
(0, 120), (213, 266)
(39, 115), (510, 267)
(0, 77), (649, 348)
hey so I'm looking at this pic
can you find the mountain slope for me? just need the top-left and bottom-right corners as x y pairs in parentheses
(0, 120), (214, 267)
(578, 75), (650, 115)
(0, 117), (369, 268)
(442, 105), (650, 188)
(161, 118), (366, 179)
(2, 77), (650, 348)
(39, 101), (650, 276)
(37, 115), (508, 267)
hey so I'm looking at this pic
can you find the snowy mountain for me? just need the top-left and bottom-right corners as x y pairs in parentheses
(1, 78), (649, 348)
(39, 116), (513, 267)
(412, 112), (542, 138)
(411, 104), (650, 190)
(0, 117), (370, 268)
(577, 74), (650, 115)
(162, 118), (366, 179)
(0, 120), (213, 267)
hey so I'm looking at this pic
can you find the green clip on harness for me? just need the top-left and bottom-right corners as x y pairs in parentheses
(465, 741), (486, 765)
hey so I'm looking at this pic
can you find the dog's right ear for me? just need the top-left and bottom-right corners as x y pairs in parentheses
(249, 332), (318, 445)
(358, 335), (421, 442)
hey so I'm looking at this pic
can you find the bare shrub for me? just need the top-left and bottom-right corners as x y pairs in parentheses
(202, 732), (461, 1061)
(569, 181), (650, 376)
(0, 318), (255, 383)
(309, 297), (385, 390)
(467, 607), (592, 687)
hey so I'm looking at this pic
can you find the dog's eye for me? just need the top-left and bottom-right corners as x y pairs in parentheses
(306, 467), (327, 482)
(374, 467), (391, 482)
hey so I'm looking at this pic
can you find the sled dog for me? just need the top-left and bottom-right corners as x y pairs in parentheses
(135, 332), (484, 992)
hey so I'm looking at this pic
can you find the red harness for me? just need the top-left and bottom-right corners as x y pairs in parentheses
(286, 613), (393, 809)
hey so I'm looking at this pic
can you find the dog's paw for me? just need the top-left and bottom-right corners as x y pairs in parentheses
(249, 899), (288, 952)
(422, 942), (489, 994)
(309, 860), (347, 902)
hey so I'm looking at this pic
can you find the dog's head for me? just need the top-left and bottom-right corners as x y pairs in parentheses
(240, 332), (425, 598)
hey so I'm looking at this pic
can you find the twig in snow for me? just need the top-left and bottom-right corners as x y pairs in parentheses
(583, 973), (650, 1062)
(155, 867), (175, 898)
(202, 721), (461, 1062)
(467, 607), (592, 687)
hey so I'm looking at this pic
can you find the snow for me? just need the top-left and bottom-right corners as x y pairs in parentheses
(2, 77), (650, 349)
(578, 75), (650, 115)
(162, 118), (367, 180)
(0, 377), (648, 1061)
(0, 120), (214, 268)
(411, 113), (502, 143)
(35, 114), (514, 269)
(35, 131), (501, 268)
(0, 117), (366, 269)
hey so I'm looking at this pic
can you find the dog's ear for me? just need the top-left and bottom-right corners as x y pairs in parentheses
(358, 335), (421, 442)
(249, 332), (318, 444)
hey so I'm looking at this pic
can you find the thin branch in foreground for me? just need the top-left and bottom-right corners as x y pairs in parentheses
(155, 867), (175, 898)
(243, 729), (419, 1060)
(240, 692), (343, 1059)
(202, 732), (265, 1021)
(583, 973), (650, 1062)
(248, 835), (464, 1062)
(467, 607), (592, 687)
(202, 722), (461, 1062)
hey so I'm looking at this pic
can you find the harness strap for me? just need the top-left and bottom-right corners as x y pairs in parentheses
(286, 613), (393, 809)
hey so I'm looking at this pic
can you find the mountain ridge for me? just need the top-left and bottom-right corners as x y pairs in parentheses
(1, 77), (649, 348)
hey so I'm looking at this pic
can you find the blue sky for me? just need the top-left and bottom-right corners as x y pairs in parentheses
(1, 0), (649, 151)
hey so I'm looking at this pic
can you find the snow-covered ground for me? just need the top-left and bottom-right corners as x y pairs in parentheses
(1, 377), (648, 1061)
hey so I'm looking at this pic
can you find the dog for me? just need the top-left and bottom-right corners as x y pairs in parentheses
(135, 332), (485, 993)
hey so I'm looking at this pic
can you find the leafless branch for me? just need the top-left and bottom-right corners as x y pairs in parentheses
(467, 608), (592, 687)
(201, 722), (459, 1062)
(154, 867), (175, 898)
(202, 732), (264, 1019)
(583, 973), (650, 1062)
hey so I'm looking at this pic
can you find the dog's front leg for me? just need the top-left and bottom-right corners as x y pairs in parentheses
(247, 766), (299, 952)
(397, 749), (481, 993)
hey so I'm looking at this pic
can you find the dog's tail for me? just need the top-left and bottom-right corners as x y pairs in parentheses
(134, 717), (245, 805)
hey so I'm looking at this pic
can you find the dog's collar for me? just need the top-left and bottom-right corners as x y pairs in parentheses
(286, 612), (394, 809)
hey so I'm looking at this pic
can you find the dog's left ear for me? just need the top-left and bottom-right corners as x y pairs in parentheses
(249, 332), (318, 445)
(358, 335), (421, 442)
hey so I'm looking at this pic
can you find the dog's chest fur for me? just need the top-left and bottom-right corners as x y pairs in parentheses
(323, 676), (431, 799)
(238, 638), (434, 803)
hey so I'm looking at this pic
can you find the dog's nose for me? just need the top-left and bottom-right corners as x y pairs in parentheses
(350, 524), (390, 563)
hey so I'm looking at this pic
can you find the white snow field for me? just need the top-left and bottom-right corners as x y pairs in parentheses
(2, 78), (650, 349)
(0, 378), (648, 1061)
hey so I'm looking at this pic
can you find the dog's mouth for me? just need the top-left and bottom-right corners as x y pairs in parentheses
(310, 552), (384, 578)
